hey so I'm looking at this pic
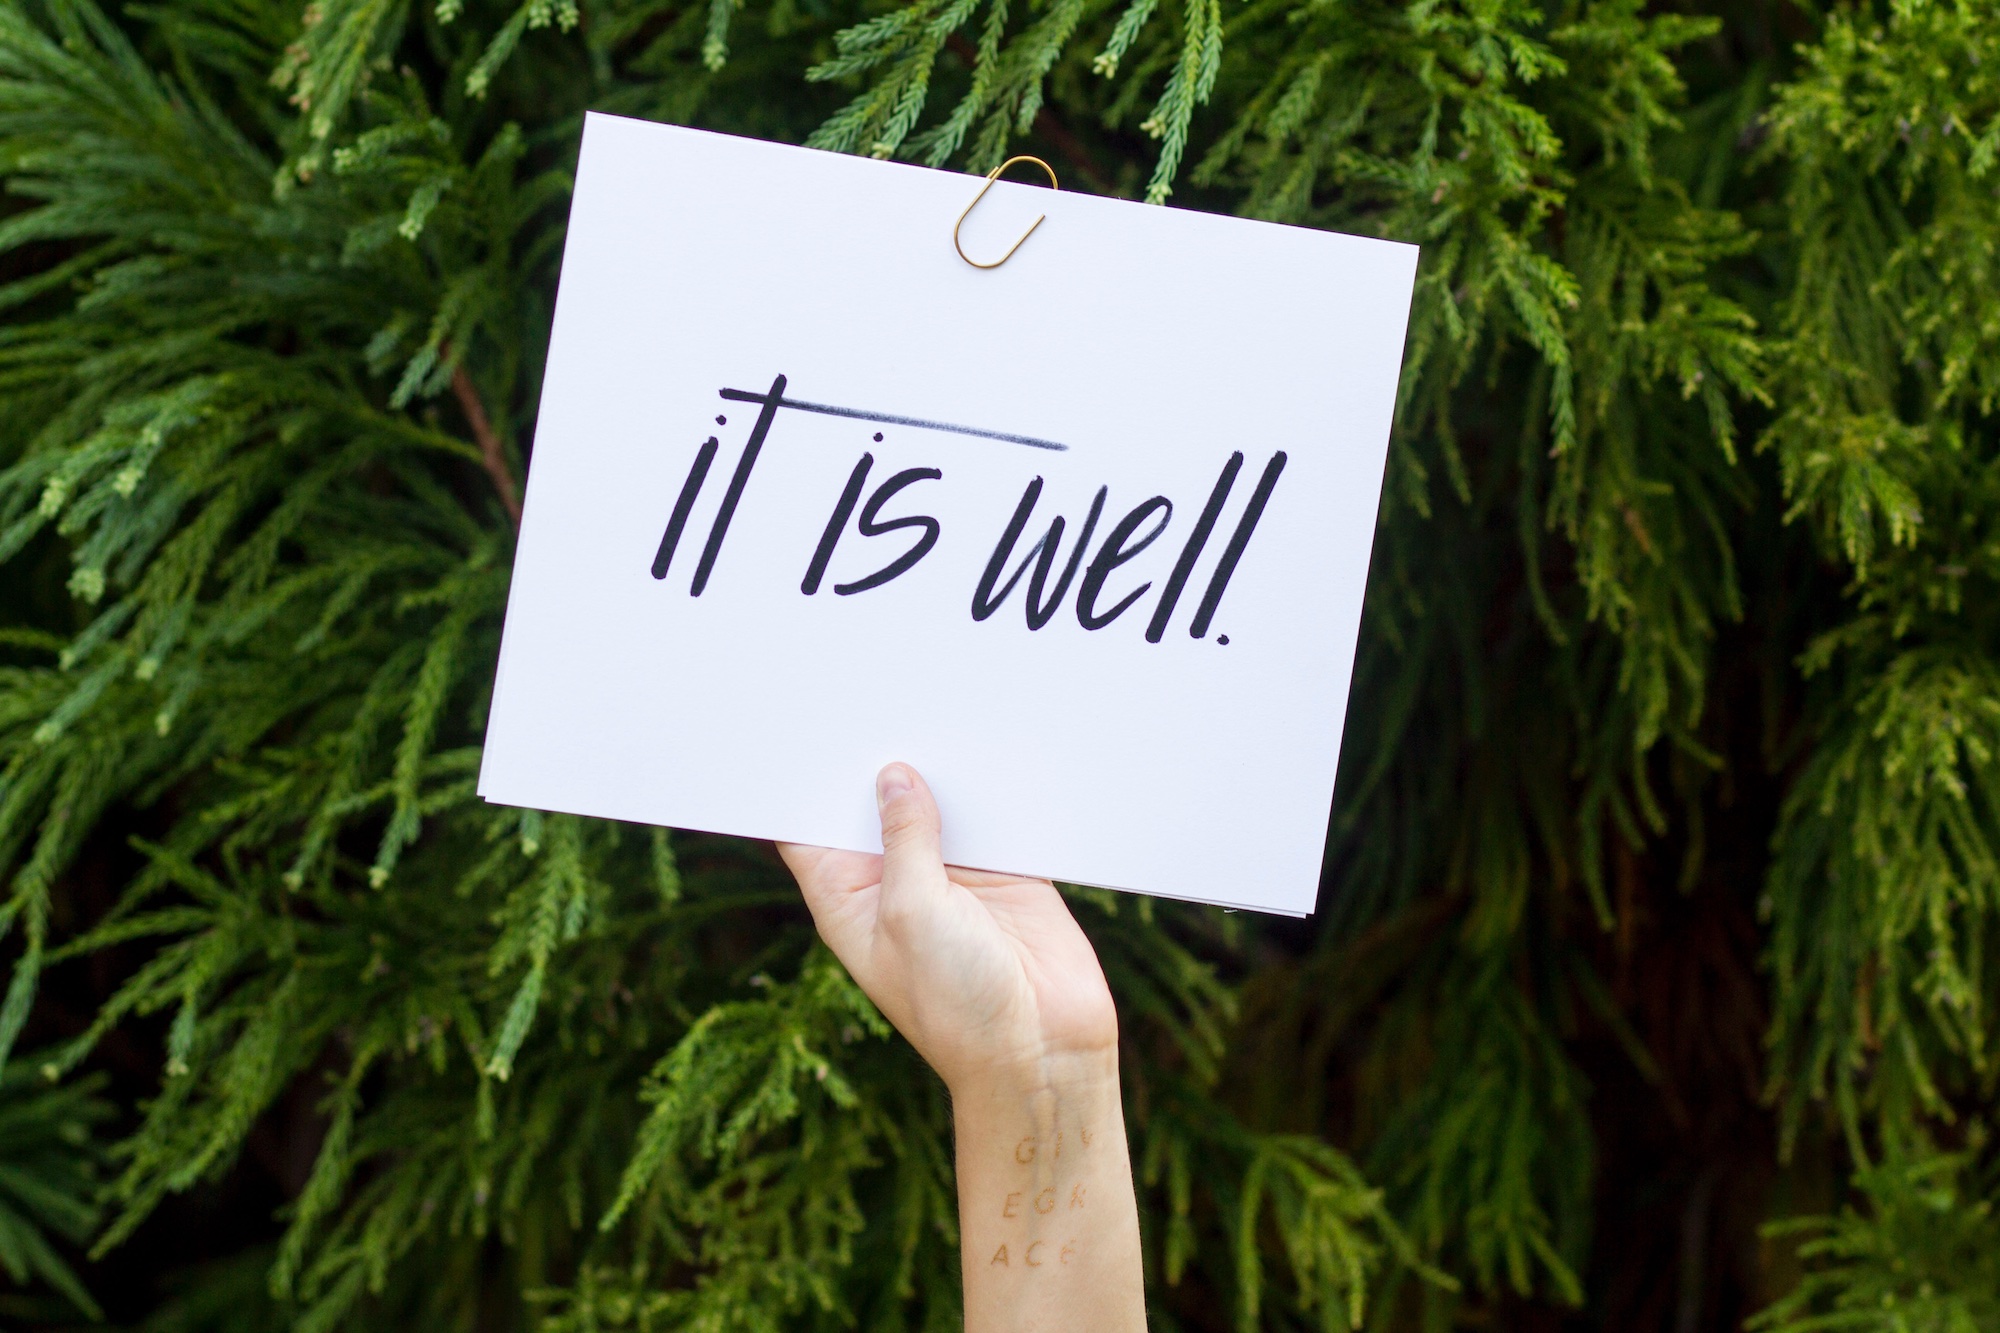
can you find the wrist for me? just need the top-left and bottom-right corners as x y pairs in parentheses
(944, 1042), (1121, 1109)
(947, 1045), (1126, 1182)
(948, 1040), (1145, 1331)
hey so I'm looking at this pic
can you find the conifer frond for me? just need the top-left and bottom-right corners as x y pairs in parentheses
(1751, 1145), (2000, 1333)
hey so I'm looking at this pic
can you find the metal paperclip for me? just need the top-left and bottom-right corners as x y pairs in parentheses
(953, 156), (1059, 270)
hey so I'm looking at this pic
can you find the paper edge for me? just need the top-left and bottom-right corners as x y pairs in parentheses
(577, 111), (1423, 261)
(483, 793), (1310, 918)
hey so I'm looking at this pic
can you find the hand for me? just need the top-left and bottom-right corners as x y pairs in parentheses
(780, 763), (1147, 1331)
(778, 763), (1117, 1093)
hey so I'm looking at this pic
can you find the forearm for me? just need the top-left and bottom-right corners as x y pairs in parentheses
(951, 1049), (1146, 1332)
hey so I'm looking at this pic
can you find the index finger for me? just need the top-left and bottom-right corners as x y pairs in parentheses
(776, 841), (884, 897)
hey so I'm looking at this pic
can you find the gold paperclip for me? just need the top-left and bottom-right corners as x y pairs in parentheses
(953, 156), (1060, 270)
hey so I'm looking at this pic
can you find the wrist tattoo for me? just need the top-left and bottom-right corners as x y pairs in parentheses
(998, 1182), (1085, 1220)
(988, 1239), (1077, 1268)
(1010, 1121), (1093, 1169)
(975, 1110), (1106, 1276)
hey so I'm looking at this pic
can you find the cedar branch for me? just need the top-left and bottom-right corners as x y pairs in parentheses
(452, 364), (522, 526)
(944, 33), (1117, 195)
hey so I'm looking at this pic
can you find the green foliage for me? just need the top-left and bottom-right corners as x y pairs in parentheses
(0, 0), (1996, 1327)
(0, 1061), (109, 1318)
(1751, 1141), (2000, 1333)
(1760, 3), (2000, 1156)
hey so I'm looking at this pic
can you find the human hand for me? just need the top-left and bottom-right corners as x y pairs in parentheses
(780, 763), (1145, 1331)
(777, 763), (1117, 1094)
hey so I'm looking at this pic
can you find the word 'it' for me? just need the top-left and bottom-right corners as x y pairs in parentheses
(650, 374), (1287, 642)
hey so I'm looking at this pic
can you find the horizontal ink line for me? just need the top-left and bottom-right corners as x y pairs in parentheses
(718, 387), (1068, 452)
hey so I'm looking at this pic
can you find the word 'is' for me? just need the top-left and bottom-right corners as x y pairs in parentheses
(650, 375), (1286, 642)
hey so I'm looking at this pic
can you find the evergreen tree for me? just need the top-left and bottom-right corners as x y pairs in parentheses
(0, 0), (1994, 1327)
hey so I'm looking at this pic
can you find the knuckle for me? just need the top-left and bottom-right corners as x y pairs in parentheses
(878, 798), (937, 850)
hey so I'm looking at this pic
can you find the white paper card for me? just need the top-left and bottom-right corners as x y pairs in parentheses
(478, 114), (1417, 916)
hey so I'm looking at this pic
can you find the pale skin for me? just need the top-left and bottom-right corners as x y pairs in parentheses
(779, 763), (1147, 1332)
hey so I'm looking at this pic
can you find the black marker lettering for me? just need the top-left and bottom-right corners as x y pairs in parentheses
(663, 376), (1290, 641)
(690, 373), (787, 596)
(834, 467), (944, 595)
(802, 454), (873, 595)
(1190, 451), (1287, 638)
(972, 478), (1049, 621)
(1145, 452), (1242, 641)
(651, 437), (718, 580)
(1025, 487), (1106, 630)
(1078, 496), (1173, 630)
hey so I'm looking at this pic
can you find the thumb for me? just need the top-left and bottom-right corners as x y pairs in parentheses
(876, 763), (948, 924)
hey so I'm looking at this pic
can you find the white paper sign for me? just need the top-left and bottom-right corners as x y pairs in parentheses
(478, 113), (1417, 916)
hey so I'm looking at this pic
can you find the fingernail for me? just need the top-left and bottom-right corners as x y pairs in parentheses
(877, 764), (913, 809)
